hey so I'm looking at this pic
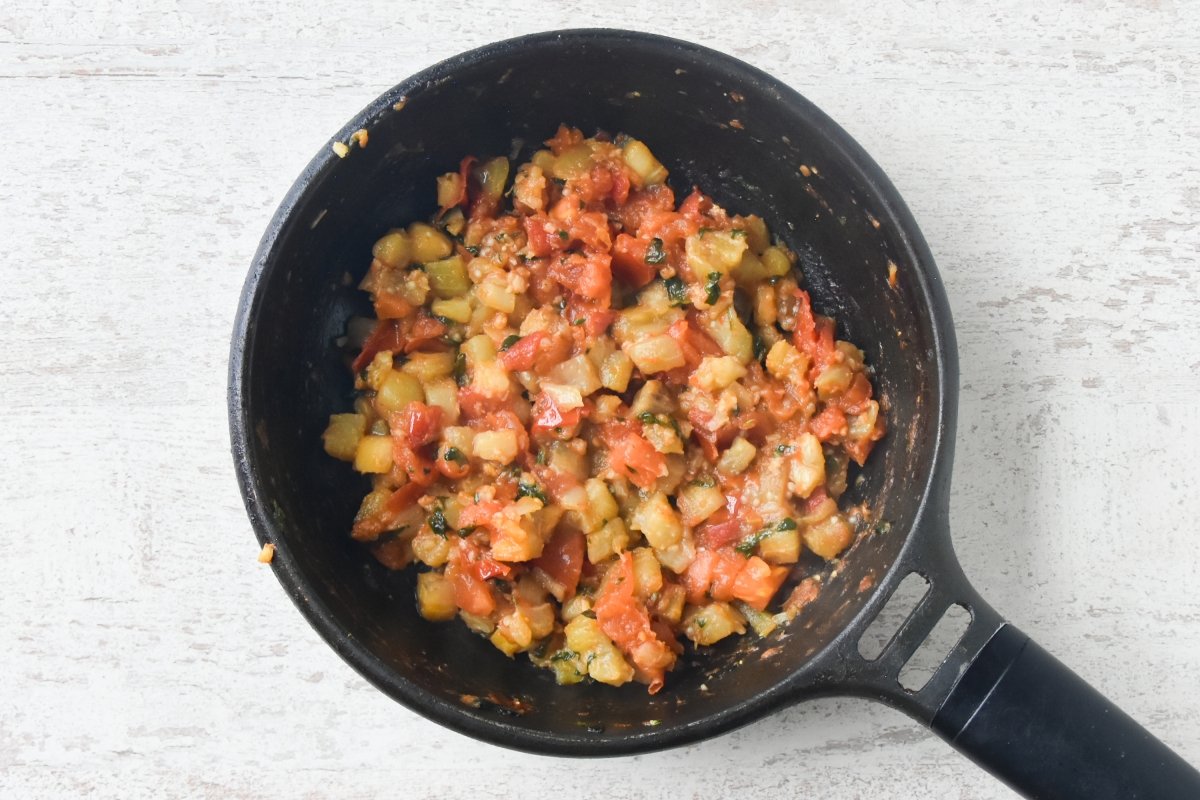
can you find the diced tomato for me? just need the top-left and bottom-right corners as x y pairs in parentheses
(792, 290), (838, 372)
(678, 188), (714, 221)
(522, 214), (560, 258)
(809, 405), (848, 441)
(564, 297), (615, 341)
(612, 184), (675, 235)
(730, 556), (789, 611)
(499, 331), (549, 372)
(530, 391), (583, 438)
(373, 291), (414, 320)
(839, 372), (874, 415)
(609, 165), (631, 206)
(567, 211), (612, 251)
(545, 124), (583, 155)
(549, 252), (613, 303)
(600, 421), (666, 490)
(390, 440), (436, 487)
(351, 319), (403, 373)
(530, 527), (585, 601)
(708, 549), (748, 601)
(572, 164), (615, 206)
(457, 500), (504, 532)
(436, 452), (471, 480)
(393, 401), (444, 449)
(456, 386), (507, 422)
(371, 537), (412, 570)
(668, 318), (724, 371)
(447, 540), (498, 616)
(697, 507), (742, 549)
(682, 549), (716, 604)
(611, 233), (657, 288)
(402, 312), (447, 354)
(594, 552), (676, 693)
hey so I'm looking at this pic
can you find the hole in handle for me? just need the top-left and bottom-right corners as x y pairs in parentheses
(898, 603), (973, 692)
(857, 571), (929, 660)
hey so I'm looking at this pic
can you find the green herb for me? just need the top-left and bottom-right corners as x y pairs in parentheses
(500, 334), (521, 351)
(698, 226), (714, 236)
(434, 314), (452, 327)
(875, 521), (892, 536)
(774, 444), (794, 456)
(735, 518), (797, 555)
(535, 449), (547, 465)
(705, 272), (722, 305)
(453, 350), (468, 386)
(572, 318), (585, 326)
(557, 230), (569, 241)
(429, 506), (448, 539)
(517, 480), (547, 504)
(550, 649), (578, 663)
(637, 411), (662, 426)
(696, 618), (707, 628)
(752, 333), (768, 363)
(691, 475), (717, 488)
(730, 228), (746, 238)
(444, 446), (466, 464)
(664, 276), (688, 306)
(457, 525), (476, 538)
(581, 609), (597, 619)
(552, 177), (566, 187)
(645, 237), (666, 265)
(465, 245), (481, 256)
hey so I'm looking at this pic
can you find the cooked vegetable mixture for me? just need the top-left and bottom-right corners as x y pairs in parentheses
(323, 126), (885, 693)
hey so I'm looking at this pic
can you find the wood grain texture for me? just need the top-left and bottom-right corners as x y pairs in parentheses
(1, 1), (1197, 797)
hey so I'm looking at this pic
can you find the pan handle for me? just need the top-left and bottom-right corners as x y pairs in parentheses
(930, 623), (1200, 799)
(843, 546), (1200, 798)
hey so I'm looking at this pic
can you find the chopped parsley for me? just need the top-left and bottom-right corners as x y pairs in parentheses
(550, 649), (578, 663)
(465, 245), (481, 256)
(572, 318), (585, 326)
(645, 237), (666, 264)
(735, 518), (798, 555)
(500, 334), (521, 351)
(730, 228), (746, 239)
(556, 230), (569, 241)
(457, 525), (476, 538)
(774, 444), (794, 456)
(691, 475), (717, 488)
(444, 446), (466, 464)
(664, 276), (688, 306)
(752, 333), (768, 363)
(704, 272), (722, 305)
(698, 226), (714, 236)
(429, 506), (448, 539)
(535, 449), (547, 465)
(453, 350), (468, 386)
(517, 480), (547, 504)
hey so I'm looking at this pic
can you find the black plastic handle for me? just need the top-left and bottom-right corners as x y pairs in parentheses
(931, 624), (1200, 799)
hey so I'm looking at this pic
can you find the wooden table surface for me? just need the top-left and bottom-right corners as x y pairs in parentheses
(3, 2), (1197, 797)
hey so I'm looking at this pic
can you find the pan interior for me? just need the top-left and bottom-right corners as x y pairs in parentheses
(235, 32), (946, 748)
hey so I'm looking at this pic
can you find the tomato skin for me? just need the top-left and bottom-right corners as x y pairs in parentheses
(530, 527), (585, 601)
(350, 480), (424, 542)
(708, 549), (747, 602)
(600, 421), (666, 490)
(351, 320), (403, 373)
(395, 401), (444, 449)
(613, 184), (675, 235)
(678, 188), (714, 221)
(403, 312), (447, 354)
(499, 331), (548, 372)
(373, 292), (414, 320)
(436, 454), (470, 480)
(522, 214), (559, 258)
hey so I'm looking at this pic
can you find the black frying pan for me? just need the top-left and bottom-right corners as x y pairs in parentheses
(228, 29), (1199, 798)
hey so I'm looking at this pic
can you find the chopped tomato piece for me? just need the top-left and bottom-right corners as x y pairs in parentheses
(594, 552), (676, 693)
(522, 214), (560, 258)
(567, 210), (612, 251)
(611, 233), (657, 288)
(402, 312), (447, 354)
(682, 549), (716, 604)
(350, 480), (423, 542)
(545, 124), (583, 155)
(731, 556), (789, 611)
(530, 391), (583, 438)
(548, 252), (613, 303)
(678, 188), (714, 221)
(531, 527), (585, 601)
(708, 549), (747, 602)
(373, 291), (414, 320)
(809, 405), (848, 441)
(499, 331), (549, 372)
(447, 541), (497, 616)
(351, 320), (403, 373)
(600, 421), (666, 490)
(394, 401), (444, 449)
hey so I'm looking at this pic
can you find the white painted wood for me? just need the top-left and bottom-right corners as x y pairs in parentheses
(2, 2), (1197, 797)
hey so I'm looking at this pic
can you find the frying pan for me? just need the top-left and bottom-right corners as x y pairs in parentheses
(228, 29), (1200, 798)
